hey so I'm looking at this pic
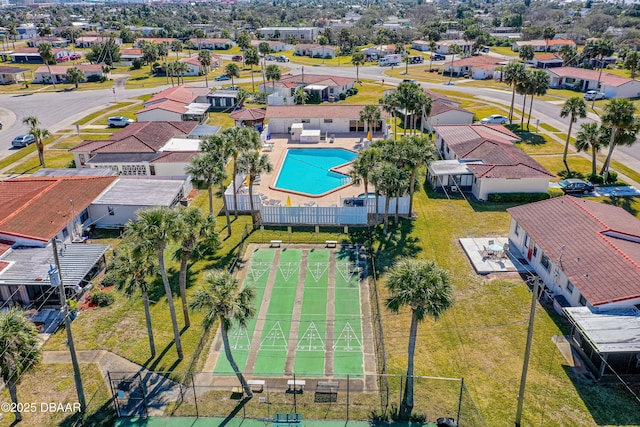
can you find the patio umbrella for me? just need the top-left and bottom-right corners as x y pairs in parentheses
(286, 196), (292, 206)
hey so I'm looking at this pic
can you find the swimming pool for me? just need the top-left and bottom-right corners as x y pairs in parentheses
(274, 148), (357, 196)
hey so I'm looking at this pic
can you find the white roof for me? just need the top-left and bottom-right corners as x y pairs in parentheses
(301, 129), (321, 136)
(160, 138), (201, 152)
(185, 103), (211, 115)
(565, 306), (640, 354)
(305, 84), (328, 91)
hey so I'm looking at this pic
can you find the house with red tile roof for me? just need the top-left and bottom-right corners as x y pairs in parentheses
(75, 36), (122, 48)
(118, 48), (144, 66)
(530, 53), (564, 69)
(137, 85), (212, 123)
(33, 64), (107, 85)
(507, 195), (640, 309)
(178, 54), (221, 76)
(27, 36), (69, 48)
(545, 67), (640, 99)
(512, 39), (576, 52)
(259, 73), (355, 105)
(427, 124), (553, 200)
(229, 108), (266, 130)
(443, 55), (506, 79)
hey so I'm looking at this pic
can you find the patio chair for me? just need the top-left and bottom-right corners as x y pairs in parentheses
(272, 199), (281, 206)
(488, 239), (495, 246)
(304, 201), (316, 207)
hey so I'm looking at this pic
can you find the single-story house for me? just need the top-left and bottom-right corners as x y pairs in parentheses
(33, 64), (107, 84)
(443, 55), (505, 79)
(15, 24), (37, 40)
(530, 53), (564, 69)
(117, 48), (144, 66)
(190, 38), (235, 50)
(435, 39), (473, 55)
(265, 104), (387, 136)
(208, 89), (241, 112)
(259, 73), (355, 105)
(250, 40), (291, 52)
(294, 44), (337, 58)
(85, 151), (200, 181)
(178, 54), (221, 75)
(27, 36), (69, 48)
(427, 124), (553, 200)
(360, 45), (396, 61)
(0, 66), (30, 84)
(9, 47), (73, 64)
(545, 67), (640, 98)
(137, 85), (211, 122)
(422, 89), (474, 131)
(411, 40), (433, 52)
(512, 39), (576, 52)
(489, 27), (522, 39)
(257, 27), (319, 42)
(76, 36), (122, 48)
(229, 108), (266, 130)
(134, 38), (178, 47)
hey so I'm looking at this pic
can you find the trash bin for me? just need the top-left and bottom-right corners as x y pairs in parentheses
(436, 418), (457, 427)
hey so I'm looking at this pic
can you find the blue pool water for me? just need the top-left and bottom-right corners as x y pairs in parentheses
(275, 148), (357, 195)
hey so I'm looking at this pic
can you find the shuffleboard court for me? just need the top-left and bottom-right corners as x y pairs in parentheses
(294, 249), (329, 375)
(252, 249), (302, 376)
(213, 249), (275, 375)
(333, 253), (364, 377)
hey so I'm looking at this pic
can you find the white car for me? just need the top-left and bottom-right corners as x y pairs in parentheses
(108, 116), (134, 128)
(584, 90), (606, 101)
(480, 114), (508, 124)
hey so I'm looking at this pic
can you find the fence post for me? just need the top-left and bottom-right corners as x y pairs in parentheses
(346, 374), (350, 422)
(192, 372), (199, 417)
(456, 378), (464, 426)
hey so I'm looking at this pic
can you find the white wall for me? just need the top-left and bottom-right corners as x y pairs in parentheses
(425, 110), (474, 131)
(475, 177), (550, 201)
(153, 162), (192, 176)
(608, 81), (640, 99)
(137, 109), (183, 122)
(267, 117), (352, 134)
(90, 204), (143, 228)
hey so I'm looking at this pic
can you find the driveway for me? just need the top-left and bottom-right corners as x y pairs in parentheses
(549, 183), (640, 197)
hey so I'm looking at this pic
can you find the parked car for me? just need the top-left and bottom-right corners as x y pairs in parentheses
(480, 114), (508, 124)
(231, 55), (243, 62)
(107, 116), (134, 128)
(558, 179), (595, 194)
(215, 74), (230, 81)
(480, 46), (490, 53)
(584, 90), (606, 101)
(431, 53), (446, 61)
(55, 56), (69, 62)
(402, 79), (420, 86)
(70, 53), (81, 60)
(265, 55), (277, 61)
(11, 134), (36, 148)
(276, 55), (289, 62)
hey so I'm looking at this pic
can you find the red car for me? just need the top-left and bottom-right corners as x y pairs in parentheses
(232, 55), (243, 62)
(55, 56), (69, 62)
(70, 53), (81, 60)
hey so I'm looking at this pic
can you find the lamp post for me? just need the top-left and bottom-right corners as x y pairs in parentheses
(50, 238), (86, 414)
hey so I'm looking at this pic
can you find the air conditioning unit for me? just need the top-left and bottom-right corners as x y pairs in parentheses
(450, 186), (459, 192)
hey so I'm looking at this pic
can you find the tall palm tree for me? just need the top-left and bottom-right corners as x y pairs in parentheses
(559, 97), (588, 172)
(258, 42), (270, 88)
(600, 98), (638, 176)
(0, 308), (42, 422)
(126, 207), (184, 360)
(447, 43), (461, 85)
(359, 104), (381, 140)
(527, 70), (550, 130)
(111, 243), (158, 358)
(318, 35), (328, 64)
(171, 40), (183, 59)
(190, 270), (256, 397)
(386, 259), (454, 421)
(625, 50), (640, 80)
(412, 90), (431, 135)
(173, 207), (220, 328)
(428, 40), (437, 71)
(198, 49), (212, 87)
(575, 123), (604, 176)
(518, 44), (535, 64)
(404, 135), (436, 216)
(265, 64), (281, 92)
(22, 115), (50, 168)
(371, 163), (408, 234)
(396, 82), (422, 135)
(542, 26), (556, 53)
(238, 150), (273, 225)
(379, 91), (401, 140)
(516, 71), (533, 129)
(224, 63), (240, 87)
(351, 52), (365, 84)
(221, 127), (261, 217)
(244, 47), (260, 93)
(503, 61), (527, 125)
(174, 61), (189, 85)
(65, 66), (85, 88)
(38, 43), (56, 88)
(350, 147), (379, 206)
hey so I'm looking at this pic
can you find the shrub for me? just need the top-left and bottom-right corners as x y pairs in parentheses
(605, 170), (618, 183)
(131, 59), (142, 70)
(100, 272), (118, 288)
(339, 93), (347, 100)
(557, 170), (584, 180)
(587, 173), (604, 184)
(91, 291), (114, 307)
(548, 188), (565, 198)
(86, 75), (104, 83)
(487, 192), (551, 203)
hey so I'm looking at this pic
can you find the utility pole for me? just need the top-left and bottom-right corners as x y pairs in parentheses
(515, 276), (540, 427)
(51, 238), (87, 415)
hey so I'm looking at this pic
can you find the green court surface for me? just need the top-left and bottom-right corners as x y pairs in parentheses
(253, 249), (302, 376)
(114, 417), (378, 427)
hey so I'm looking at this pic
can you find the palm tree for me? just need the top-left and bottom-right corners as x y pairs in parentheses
(65, 66), (85, 88)
(527, 69), (550, 130)
(244, 47), (260, 93)
(625, 50), (640, 80)
(351, 52), (365, 84)
(318, 35), (328, 64)
(359, 104), (381, 140)
(575, 123), (604, 176)
(516, 71), (533, 129)
(447, 43), (461, 85)
(38, 43), (56, 88)
(404, 135), (436, 216)
(386, 259), (454, 421)
(171, 40), (183, 59)
(379, 91), (401, 140)
(198, 49), (212, 87)
(126, 207), (184, 360)
(350, 148), (379, 206)
(584, 39), (614, 101)
(560, 97), (587, 172)
(190, 270), (256, 397)
(225, 63), (240, 87)
(174, 61), (189, 85)
(258, 42), (270, 88)
(293, 87), (308, 105)
(22, 115), (50, 168)
(111, 243), (157, 358)
(0, 309), (41, 422)
(518, 44), (535, 64)
(174, 207), (220, 328)
(371, 163), (409, 234)
(503, 61), (527, 125)
(542, 26), (556, 52)
(396, 82), (422, 135)
(600, 98), (638, 176)
(428, 40), (437, 71)
(221, 127), (261, 217)
(265, 64), (281, 92)
(238, 150), (273, 225)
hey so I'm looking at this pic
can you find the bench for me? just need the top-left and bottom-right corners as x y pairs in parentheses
(325, 240), (337, 248)
(231, 386), (243, 394)
(287, 379), (306, 392)
(270, 240), (282, 248)
(273, 413), (302, 426)
(248, 379), (265, 392)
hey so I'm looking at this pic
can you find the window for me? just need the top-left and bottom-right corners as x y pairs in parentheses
(79, 154), (86, 166)
(533, 246), (538, 257)
(515, 223), (520, 236)
(149, 165), (156, 176)
(108, 206), (114, 216)
(62, 228), (69, 238)
(540, 254), (551, 271)
(579, 295), (587, 306)
(566, 281), (574, 294)
(324, 119), (333, 123)
(80, 209), (89, 222)
(301, 119), (310, 123)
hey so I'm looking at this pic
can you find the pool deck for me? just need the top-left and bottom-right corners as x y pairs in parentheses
(243, 133), (382, 207)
